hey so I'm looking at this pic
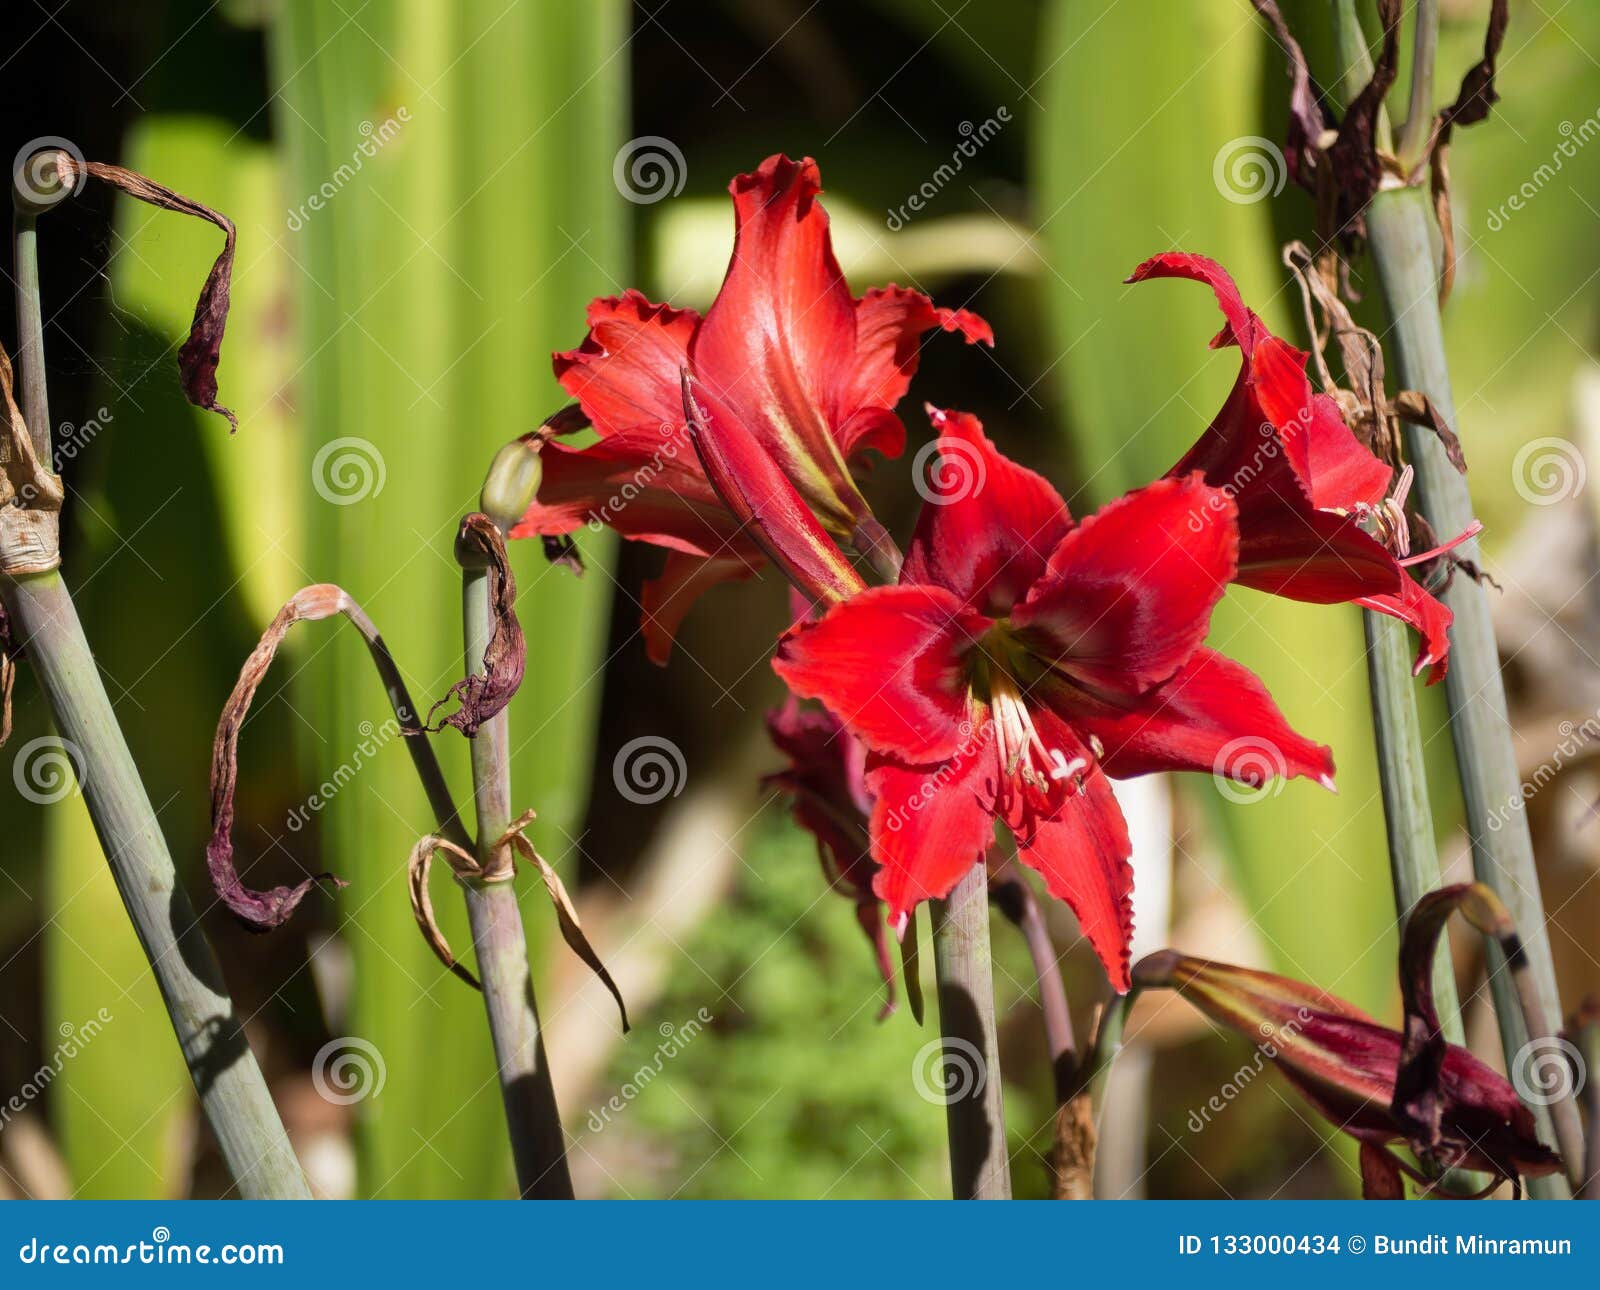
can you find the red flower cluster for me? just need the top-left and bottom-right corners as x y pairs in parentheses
(514, 154), (1463, 994)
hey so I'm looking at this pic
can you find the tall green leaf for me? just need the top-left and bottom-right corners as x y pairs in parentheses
(269, 0), (624, 1197)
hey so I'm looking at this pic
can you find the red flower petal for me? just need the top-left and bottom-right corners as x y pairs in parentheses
(1063, 648), (1336, 788)
(1126, 252), (1264, 353)
(775, 584), (987, 764)
(1232, 500), (1403, 603)
(1357, 575), (1453, 684)
(839, 287), (993, 459)
(684, 375), (867, 607)
(511, 428), (737, 556)
(640, 552), (759, 665)
(1005, 712), (1134, 992)
(553, 290), (701, 438)
(1011, 475), (1237, 695)
(867, 738), (996, 923)
(901, 407), (1074, 615)
(690, 155), (866, 530)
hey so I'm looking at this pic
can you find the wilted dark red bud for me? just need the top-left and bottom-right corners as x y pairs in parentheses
(1132, 948), (1562, 1196)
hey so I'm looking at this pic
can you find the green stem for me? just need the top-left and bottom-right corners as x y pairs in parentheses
(1397, 0), (1440, 166)
(1363, 612), (1460, 1034)
(460, 556), (572, 1199)
(1325, 1), (1572, 1196)
(1, 572), (310, 1198)
(930, 863), (1011, 1199)
(5, 205), (307, 1198)
(1365, 184), (1572, 1199)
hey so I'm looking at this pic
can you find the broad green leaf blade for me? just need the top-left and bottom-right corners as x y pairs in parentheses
(1033, 0), (1395, 1017)
(270, 0), (624, 1197)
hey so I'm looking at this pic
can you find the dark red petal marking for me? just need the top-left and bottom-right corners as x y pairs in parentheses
(902, 406), (1074, 616)
(775, 584), (987, 765)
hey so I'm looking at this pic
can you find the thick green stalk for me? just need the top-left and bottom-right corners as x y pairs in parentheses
(1326, 4), (1570, 1195)
(460, 559), (572, 1199)
(1366, 186), (1570, 1197)
(0, 571), (309, 1199)
(6, 206), (307, 1198)
(930, 864), (1011, 1199)
(1363, 612), (1460, 1034)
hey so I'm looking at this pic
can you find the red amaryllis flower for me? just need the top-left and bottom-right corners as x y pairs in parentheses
(512, 154), (991, 663)
(1128, 253), (1458, 682)
(763, 694), (899, 1019)
(774, 408), (1334, 991)
(1133, 946), (1563, 1196)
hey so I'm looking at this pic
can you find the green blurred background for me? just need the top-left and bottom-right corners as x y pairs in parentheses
(1, 0), (1597, 1199)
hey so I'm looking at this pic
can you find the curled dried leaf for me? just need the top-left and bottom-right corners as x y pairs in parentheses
(1249, 1), (1330, 193)
(1436, 0), (1510, 145)
(49, 153), (238, 431)
(428, 513), (524, 737)
(208, 582), (434, 931)
(500, 809), (629, 1032)
(1393, 390), (1467, 475)
(406, 832), (483, 990)
(1326, 0), (1401, 245)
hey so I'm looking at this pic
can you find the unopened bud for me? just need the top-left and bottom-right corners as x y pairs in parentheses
(480, 435), (542, 533)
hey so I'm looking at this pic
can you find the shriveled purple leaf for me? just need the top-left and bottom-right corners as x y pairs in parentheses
(53, 154), (238, 431)
(208, 585), (350, 930)
(426, 513), (525, 737)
